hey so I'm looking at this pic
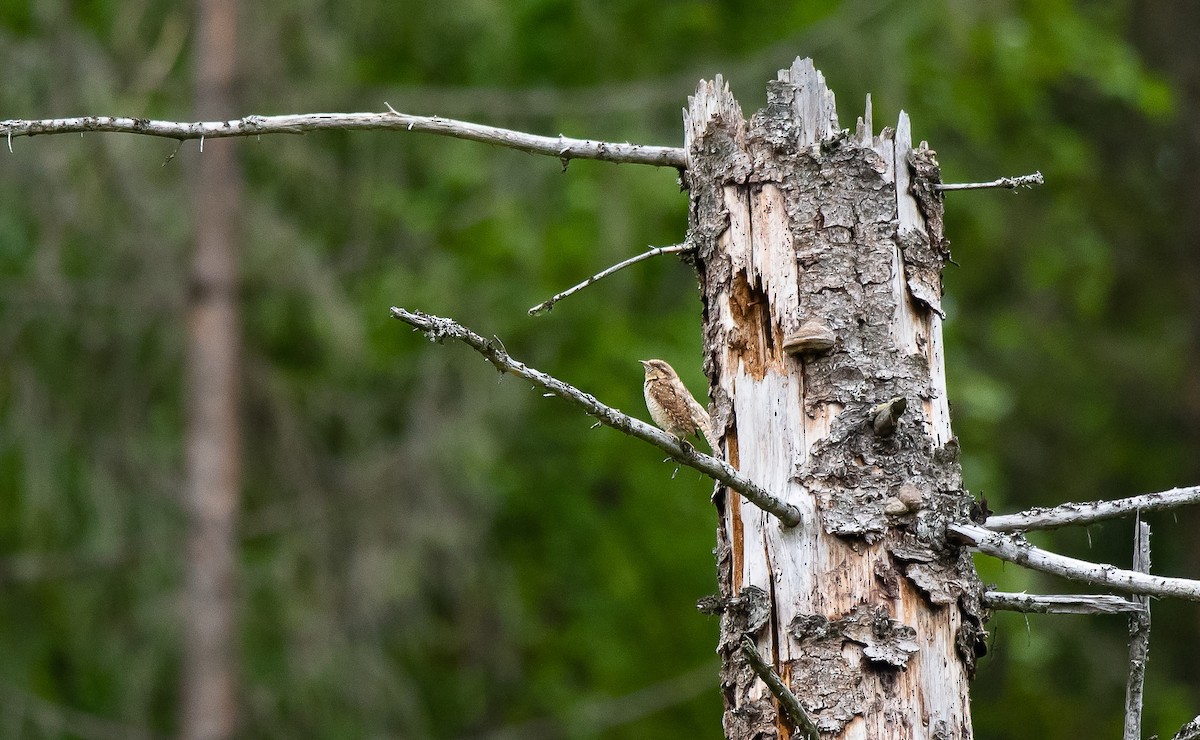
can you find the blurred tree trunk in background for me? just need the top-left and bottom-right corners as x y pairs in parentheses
(182, 0), (242, 737)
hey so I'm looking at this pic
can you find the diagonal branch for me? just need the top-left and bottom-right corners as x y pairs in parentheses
(985, 485), (1200, 532)
(389, 306), (801, 527)
(0, 109), (688, 168)
(740, 637), (820, 739)
(528, 244), (692, 316)
(1173, 716), (1200, 740)
(950, 522), (1200, 602)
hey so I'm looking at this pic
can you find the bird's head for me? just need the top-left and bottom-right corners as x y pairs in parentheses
(639, 359), (676, 381)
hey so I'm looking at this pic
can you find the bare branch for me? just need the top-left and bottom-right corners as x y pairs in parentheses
(983, 591), (1145, 615)
(388, 306), (802, 527)
(740, 638), (820, 739)
(0, 109), (688, 168)
(1124, 519), (1152, 740)
(935, 171), (1043, 191)
(528, 244), (692, 316)
(985, 485), (1200, 532)
(1173, 716), (1200, 740)
(950, 522), (1200, 602)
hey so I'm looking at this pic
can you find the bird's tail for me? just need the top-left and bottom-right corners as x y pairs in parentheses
(696, 409), (719, 452)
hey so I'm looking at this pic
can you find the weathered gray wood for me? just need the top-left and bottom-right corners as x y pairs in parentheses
(952, 522), (1200, 601)
(985, 485), (1200, 532)
(0, 110), (686, 167)
(1172, 716), (1200, 740)
(685, 58), (983, 740)
(984, 591), (1144, 615)
(1124, 521), (1151, 740)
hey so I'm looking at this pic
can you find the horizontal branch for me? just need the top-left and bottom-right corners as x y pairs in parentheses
(0, 109), (688, 168)
(389, 306), (801, 527)
(950, 522), (1200, 602)
(528, 244), (691, 316)
(983, 591), (1144, 615)
(935, 171), (1043, 191)
(985, 485), (1200, 532)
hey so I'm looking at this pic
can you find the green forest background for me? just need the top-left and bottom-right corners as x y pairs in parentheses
(1, 0), (1199, 737)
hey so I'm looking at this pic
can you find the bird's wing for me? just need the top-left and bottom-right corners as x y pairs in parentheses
(688, 397), (718, 450)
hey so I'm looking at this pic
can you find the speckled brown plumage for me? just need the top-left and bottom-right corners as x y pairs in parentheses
(640, 359), (718, 450)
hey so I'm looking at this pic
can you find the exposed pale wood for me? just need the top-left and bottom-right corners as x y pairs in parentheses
(892, 112), (953, 443)
(686, 58), (981, 740)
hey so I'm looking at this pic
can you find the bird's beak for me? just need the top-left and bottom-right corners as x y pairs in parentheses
(639, 360), (651, 370)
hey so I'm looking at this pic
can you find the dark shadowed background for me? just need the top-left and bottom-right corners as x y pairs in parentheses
(0, 0), (1197, 737)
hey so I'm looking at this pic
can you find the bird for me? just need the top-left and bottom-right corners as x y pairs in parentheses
(639, 359), (718, 450)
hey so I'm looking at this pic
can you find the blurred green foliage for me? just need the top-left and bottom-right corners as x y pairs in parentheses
(0, 0), (1197, 737)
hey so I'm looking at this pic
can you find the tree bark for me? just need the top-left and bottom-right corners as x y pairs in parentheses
(685, 59), (986, 739)
(181, 0), (242, 737)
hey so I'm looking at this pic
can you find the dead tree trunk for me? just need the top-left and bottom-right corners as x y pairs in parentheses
(181, 0), (242, 737)
(686, 60), (987, 739)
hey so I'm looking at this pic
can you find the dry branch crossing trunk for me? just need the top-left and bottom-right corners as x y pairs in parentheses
(685, 59), (987, 739)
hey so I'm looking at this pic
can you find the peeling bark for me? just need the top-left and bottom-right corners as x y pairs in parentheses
(686, 59), (985, 739)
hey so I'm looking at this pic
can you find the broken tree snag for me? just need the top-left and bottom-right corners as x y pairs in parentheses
(685, 58), (985, 740)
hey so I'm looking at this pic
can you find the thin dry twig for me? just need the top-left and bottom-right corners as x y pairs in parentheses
(935, 171), (1043, 191)
(528, 244), (692, 316)
(985, 485), (1200, 532)
(0, 109), (687, 168)
(740, 638), (820, 739)
(389, 306), (801, 527)
(950, 522), (1200, 602)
